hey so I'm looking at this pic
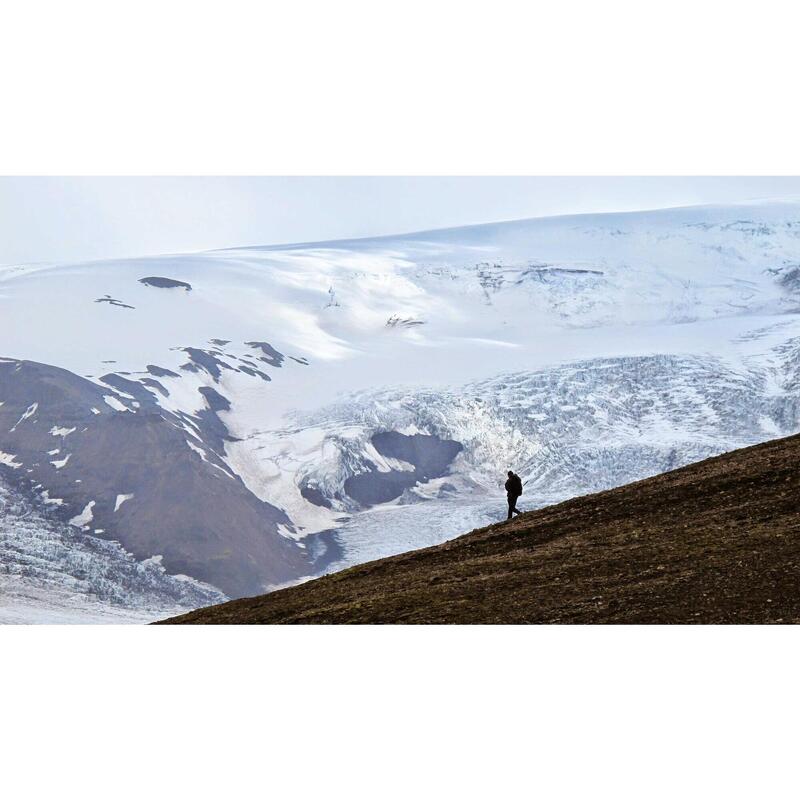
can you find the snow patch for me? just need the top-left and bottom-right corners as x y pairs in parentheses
(10, 402), (38, 432)
(50, 454), (71, 469)
(277, 523), (303, 542)
(50, 426), (76, 437)
(40, 490), (64, 506)
(186, 439), (207, 460)
(69, 501), (95, 527)
(114, 493), (134, 512)
(103, 395), (129, 412)
(0, 451), (22, 469)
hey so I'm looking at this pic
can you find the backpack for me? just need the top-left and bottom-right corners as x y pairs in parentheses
(512, 474), (523, 495)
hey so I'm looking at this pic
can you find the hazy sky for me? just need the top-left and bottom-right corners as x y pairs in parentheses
(2, 176), (800, 266)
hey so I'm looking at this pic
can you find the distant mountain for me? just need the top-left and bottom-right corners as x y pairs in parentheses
(159, 432), (800, 624)
(3, 201), (800, 620)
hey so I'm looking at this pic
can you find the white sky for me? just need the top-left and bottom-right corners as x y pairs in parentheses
(2, 176), (800, 266)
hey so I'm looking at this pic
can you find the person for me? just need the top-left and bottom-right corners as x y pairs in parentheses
(505, 470), (523, 520)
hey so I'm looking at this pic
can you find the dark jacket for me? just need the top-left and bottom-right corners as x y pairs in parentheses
(505, 473), (523, 496)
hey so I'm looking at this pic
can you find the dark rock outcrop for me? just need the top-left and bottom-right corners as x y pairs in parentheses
(0, 358), (309, 597)
(139, 276), (192, 291)
(245, 341), (285, 368)
(344, 431), (462, 506)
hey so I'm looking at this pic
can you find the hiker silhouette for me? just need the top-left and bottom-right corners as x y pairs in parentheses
(505, 470), (523, 520)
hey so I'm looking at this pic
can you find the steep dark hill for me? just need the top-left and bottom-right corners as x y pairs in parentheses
(0, 359), (309, 597)
(160, 433), (800, 624)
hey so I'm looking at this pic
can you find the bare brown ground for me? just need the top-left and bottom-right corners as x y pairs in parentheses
(159, 433), (800, 624)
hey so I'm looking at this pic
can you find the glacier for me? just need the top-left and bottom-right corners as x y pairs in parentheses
(2, 200), (800, 620)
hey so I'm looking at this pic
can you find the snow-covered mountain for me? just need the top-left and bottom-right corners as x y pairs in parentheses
(3, 200), (800, 620)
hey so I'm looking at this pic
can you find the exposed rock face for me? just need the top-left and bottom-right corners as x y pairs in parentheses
(146, 365), (179, 378)
(180, 348), (234, 380)
(343, 432), (463, 506)
(95, 295), (135, 309)
(245, 341), (285, 368)
(0, 359), (309, 597)
(300, 484), (332, 508)
(139, 276), (192, 291)
(0, 476), (226, 622)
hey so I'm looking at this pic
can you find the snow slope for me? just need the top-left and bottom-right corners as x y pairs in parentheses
(2, 200), (800, 618)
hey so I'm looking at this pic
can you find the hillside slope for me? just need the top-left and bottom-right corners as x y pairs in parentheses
(161, 433), (800, 624)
